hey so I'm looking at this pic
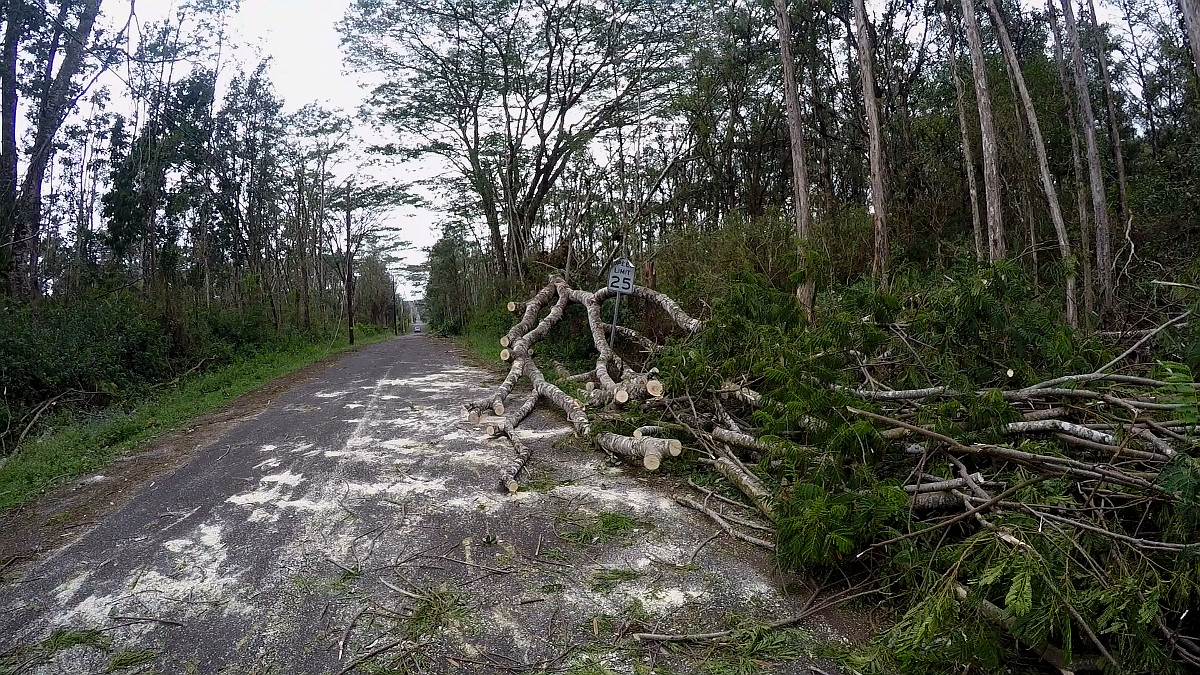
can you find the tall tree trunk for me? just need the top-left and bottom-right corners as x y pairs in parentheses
(960, 0), (1005, 261)
(945, 10), (985, 261)
(1181, 0), (1200, 84)
(7, 0), (103, 298)
(0, 1), (19, 291)
(853, 0), (888, 285)
(1050, 0), (1095, 322)
(1061, 0), (1113, 317)
(297, 168), (311, 332)
(985, 0), (1077, 326)
(1087, 0), (1131, 267)
(773, 0), (815, 320)
(345, 187), (355, 346)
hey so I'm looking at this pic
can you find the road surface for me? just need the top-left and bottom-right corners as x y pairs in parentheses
(0, 335), (847, 674)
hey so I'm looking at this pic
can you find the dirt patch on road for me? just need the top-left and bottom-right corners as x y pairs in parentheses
(0, 343), (384, 585)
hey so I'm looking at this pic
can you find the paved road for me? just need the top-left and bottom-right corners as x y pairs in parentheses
(0, 335), (838, 674)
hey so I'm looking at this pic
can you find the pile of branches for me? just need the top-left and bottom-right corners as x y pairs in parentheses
(654, 326), (1199, 672)
(464, 276), (698, 490)
(477, 273), (1200, 673)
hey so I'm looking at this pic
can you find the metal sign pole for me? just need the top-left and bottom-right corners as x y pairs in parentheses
(610, 293), (620, 346)
(607, 257), (634, 347)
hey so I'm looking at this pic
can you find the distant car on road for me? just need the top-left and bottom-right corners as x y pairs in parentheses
(413, 324), (423, 333)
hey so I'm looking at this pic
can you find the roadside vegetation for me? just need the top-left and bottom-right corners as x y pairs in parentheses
(0, 302), (391, 511)
(1, 2), (415, 514)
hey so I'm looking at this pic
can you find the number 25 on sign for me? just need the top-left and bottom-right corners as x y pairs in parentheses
(607, 259), (634, 346)
(608, 259), (634, 294)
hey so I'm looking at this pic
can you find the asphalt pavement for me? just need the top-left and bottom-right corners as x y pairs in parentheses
(0, 334), (841, 674)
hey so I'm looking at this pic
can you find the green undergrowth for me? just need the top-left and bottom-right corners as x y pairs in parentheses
(558, 511), (652, 546)
(652, 261), (1200, 674)
(0, 327), (390, 512)
(456, 301), (598, 375)
(0, 629), (112, 675)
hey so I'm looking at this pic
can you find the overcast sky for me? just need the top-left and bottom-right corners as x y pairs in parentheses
(116, 0), (440, 298)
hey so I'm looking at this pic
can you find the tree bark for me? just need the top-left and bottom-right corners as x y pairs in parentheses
(345, 184), (355, 346)
(1087, 0), (1131, 264)
(0, 1), (19, 288)
(597, 433), (678, 471)
(960, 0), (1005, 261)
(945, 11), (985, 262)
(6, 0), (103, 298)
(1049, 0), (1095, 322)
(984, 0), (1077, 326)
(1061, 0), (1113, 317)
(852, 0), (888, 284)
(1181, 0), (1200, 84)
(773, 0), (815, 320)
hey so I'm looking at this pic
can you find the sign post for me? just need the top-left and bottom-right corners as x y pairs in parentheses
(607, 258), (635, 346)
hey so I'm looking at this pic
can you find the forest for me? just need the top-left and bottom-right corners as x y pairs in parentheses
(0, 0), (413, 506)
(344, 0), (1200, 671)
(1, 0), (1199, 671)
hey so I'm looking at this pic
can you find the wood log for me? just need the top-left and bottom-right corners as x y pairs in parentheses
(600, 322), (659, 352)
(502, 279), (561, 347)
(632, 425), (663, 439)
(499, 432), (533, 493)
(713, 457), (776, 523)
(953, 582), (1106, 672)
(625, 285), (703, 333)
(525, 359), (590, 436)
(646, 379), (664, 398)
(910, 491), (963, 510)
(467, 285), (569, 419)
(711, 427), (773, 454)
(486, 392), (540, 437)
(903, 473), (985, 493)
(1003, 419), (1116, 445)
(566, 287), (624, 399)
(596, 433), (677, 470)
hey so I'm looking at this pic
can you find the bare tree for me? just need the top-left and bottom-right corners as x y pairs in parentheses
(959, 0), (1004, 261)
(773, 0), (815, 318)
(1049, 0), (1095, 321)
(944, 9), (984, 261)
(853, 0), (888, 285)
(1086, 0), (1131, 265)
(1061, 0), (1113, 316)
(984, 0), (1077, 326)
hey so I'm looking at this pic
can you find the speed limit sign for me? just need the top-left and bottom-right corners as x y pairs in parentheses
(608, 258), (634, 294)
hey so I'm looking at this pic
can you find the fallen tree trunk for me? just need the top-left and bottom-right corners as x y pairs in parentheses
(498, 431), (533, 493)
(712, 457), (776, 523)
(596, 433), (680, 470)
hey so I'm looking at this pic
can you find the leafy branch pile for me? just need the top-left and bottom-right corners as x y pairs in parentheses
(476, 264), (1200, 674)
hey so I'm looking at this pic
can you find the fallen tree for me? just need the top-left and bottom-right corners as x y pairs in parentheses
(471, 268), (1200, 673)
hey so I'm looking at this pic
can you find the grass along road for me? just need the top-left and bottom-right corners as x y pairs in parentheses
(0, 329), (393, 513)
